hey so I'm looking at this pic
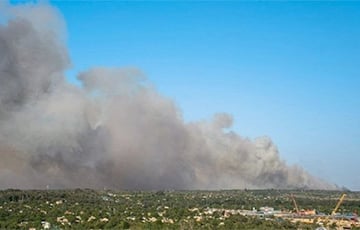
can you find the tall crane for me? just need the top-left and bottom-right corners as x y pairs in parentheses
(291, 194), (299, 214)
(331, 193), (346, 216)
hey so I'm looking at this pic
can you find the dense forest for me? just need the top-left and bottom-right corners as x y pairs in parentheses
(0, 189), (359, 229)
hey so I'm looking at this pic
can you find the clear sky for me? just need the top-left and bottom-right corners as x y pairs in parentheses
(12, 1), (360, 190)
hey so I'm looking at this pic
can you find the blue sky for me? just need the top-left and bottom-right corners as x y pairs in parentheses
(12, 1), (360, 190)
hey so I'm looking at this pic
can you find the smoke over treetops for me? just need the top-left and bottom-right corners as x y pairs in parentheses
(0, 3), (337, 190)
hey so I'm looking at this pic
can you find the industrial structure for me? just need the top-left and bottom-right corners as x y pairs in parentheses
(285, 193), (359, 229)
(332, 194), (347, 216)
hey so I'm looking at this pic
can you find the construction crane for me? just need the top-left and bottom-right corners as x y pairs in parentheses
(290, 194), (299, 214)
(331, 193), (346, 216)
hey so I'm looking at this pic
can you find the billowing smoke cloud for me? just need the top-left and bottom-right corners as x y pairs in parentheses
(0, 3), (337, 190)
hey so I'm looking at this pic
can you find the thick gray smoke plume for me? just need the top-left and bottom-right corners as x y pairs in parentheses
(0, 3), (337, 190)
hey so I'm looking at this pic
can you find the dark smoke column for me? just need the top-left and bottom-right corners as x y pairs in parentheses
(0, 2), (337, 190)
